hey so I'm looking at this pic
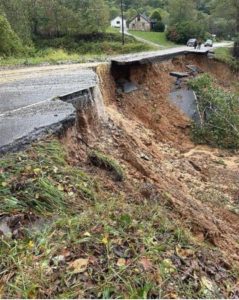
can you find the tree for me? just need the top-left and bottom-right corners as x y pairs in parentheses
(151, 10), (165, 32)
(0, 14), (23, 56)
(0, 0), (32, 44)
(168, 0), (197, 25)
(211, 0), (239, 57)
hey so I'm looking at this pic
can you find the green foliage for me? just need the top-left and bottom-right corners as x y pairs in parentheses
(166, 21), (205, 44)
(89, 150), (124, 181)
(188, 74), (239, 149)
(0, 15), (23, 56)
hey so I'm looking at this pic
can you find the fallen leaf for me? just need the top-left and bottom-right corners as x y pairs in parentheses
(33, 168), (41, 175)
(176, 246), (194, 258)
(139, 257), (153, 271)
(102, 235), (109, 245)
(117, 258), (126, 267)
(83, 232), (91, 237)
(167, 292), (178, 299)
(57, 184), (64, 191)
(201, 276), (214, 291)
(69, 258), (89, 274)
(28, 241), (35, 249)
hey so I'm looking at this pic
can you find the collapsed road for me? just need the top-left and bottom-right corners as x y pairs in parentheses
(0, 42), (233, 154)
(0, 64), (98, 154)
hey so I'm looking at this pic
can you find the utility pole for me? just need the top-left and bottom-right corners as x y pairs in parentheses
(120, 0), (125, 45)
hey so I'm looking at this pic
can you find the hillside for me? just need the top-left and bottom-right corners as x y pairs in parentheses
(1, 54), (239, 298)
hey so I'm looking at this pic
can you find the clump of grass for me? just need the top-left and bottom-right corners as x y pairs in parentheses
(0, 140), (96, 215)
(89, 150), (124, 181)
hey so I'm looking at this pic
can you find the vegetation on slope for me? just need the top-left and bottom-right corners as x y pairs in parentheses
(215, 47), (239, 72)
(0, 139), (238, 298)
(0, 33), (152, 67)
(189, 74), (239, 149)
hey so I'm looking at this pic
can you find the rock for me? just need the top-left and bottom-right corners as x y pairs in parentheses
(140, 153), (150, 161)
(0, 218), (12, 238)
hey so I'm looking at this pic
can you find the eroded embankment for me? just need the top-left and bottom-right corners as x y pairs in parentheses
(1, 54), (239, 298)
(63, 55), (239, 264)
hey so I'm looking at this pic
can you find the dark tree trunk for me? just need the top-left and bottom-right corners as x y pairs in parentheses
(233, 41), (239, 58)
(233, 0), (239, 58)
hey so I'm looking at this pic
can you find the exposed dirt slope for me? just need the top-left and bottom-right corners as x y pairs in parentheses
(73, 56), (239, 263)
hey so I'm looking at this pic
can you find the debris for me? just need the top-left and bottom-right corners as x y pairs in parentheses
(0, 218), (12, 238)
(170, 72), (189, 78)
(123, 81), (138, 94)
(140, 153), (150, 161)
(139, 257), (153, 271)
(117, 258), (126, 267)
(69, 258), (89, 274)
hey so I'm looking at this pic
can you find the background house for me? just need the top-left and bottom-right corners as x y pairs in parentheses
(129, 14), (151, 31)
(111, 16), (127, 30)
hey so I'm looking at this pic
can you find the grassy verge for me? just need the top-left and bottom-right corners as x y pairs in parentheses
(189, 73), (239, 149)
(0, 32), (153, 67)
(128, 31), (176, 48)
(214, 47), (239, 72)
(0, 139), (238, 298)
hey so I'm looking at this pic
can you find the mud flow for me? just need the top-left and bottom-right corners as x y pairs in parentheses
(61, 54), (239, 266)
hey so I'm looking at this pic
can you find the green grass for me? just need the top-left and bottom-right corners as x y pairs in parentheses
(0, 139), (238, 298)
(129, 31), (176, 48)
(0, 140), (96, 215)
(89, 150), (124, 181)
(214, 47), (239, 71)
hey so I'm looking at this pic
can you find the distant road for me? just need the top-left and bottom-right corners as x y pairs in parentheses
(111, 41), (233, 65)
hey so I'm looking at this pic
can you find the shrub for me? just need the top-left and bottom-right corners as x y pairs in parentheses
(166, 21), (205, 44)
(188, 74), (239, 149)
(152, 21), (165, 32)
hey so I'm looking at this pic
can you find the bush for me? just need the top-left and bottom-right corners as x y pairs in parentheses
(152, 21), (165, 32)
(0, 15), (23, 56)
(166, 21), (205, 44)
(188, 74), (239, 149)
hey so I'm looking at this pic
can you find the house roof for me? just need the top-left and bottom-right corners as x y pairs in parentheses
(129, 14), (151, 24)
(111, 16), (126, 22)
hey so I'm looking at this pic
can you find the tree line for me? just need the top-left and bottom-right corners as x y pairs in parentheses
(0, 0), (238, 57)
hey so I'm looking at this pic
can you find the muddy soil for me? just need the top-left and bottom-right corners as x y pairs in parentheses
(62, 55), (239, 265)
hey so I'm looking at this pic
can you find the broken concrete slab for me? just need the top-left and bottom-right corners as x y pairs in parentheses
(170, 72), (189, 78)
(186, 65), (203, 75)
(0, 100), (75, 155)
(169, 89), (200, 123)
(123, 81), (138, 93)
